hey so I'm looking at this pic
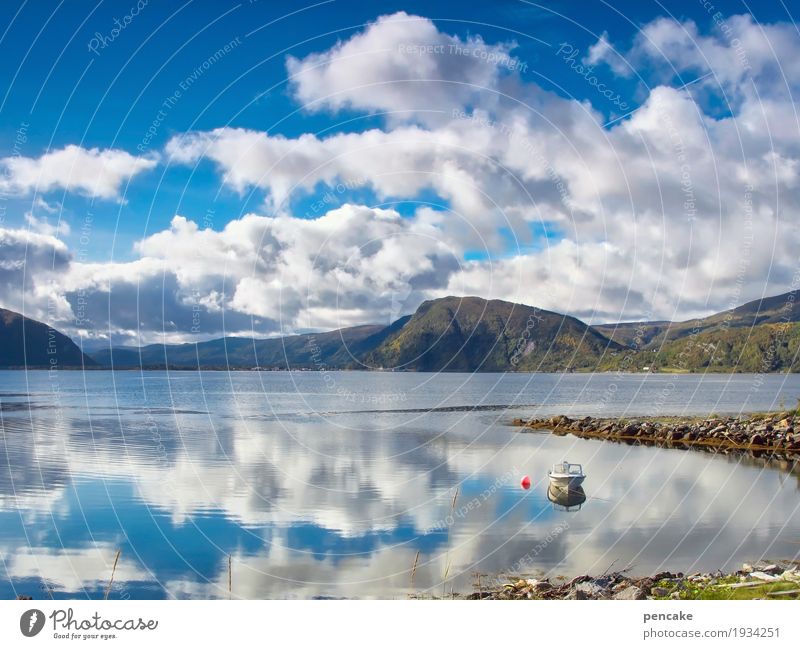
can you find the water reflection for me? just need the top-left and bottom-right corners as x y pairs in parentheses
(547, 486), (587, 511)
(0, 371), (799, 599)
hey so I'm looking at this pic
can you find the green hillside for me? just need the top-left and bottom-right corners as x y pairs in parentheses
(80, 290), (800, 373)
(596, 290), (800, 348)
(364, 296), (622, 371)
(601, 322), (800, 373)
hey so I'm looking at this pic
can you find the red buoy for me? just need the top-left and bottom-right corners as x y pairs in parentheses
(520, 475), (531, 490)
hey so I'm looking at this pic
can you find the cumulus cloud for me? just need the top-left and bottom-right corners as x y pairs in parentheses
(589, 15), (800, 104)
(2, 204), (459, 344)
(5, 12), (800, 339)
(286, 11), (521, 122)
(164, 123), (541, 249)
(129, 206), (458, 333)
(161, 11), (800, 327)
(0, 224), (73, 323)
(0, 144), (157, 200)
(584, 30), (631, 78)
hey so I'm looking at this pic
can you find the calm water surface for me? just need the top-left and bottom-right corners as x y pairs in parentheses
(1, 370), (799, 599)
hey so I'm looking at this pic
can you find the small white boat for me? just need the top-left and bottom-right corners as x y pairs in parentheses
(548, 461), (585, 490)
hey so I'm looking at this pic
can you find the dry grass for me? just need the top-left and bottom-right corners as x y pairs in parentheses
(103, 549), (121, 600)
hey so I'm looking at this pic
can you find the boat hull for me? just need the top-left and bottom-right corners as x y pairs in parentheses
(548, 475), (585, 490)
(547, 485), (586, 510)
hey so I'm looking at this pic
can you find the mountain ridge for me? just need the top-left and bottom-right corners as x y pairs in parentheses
(2, 291), (800, 372)
(0, 308), (96, 368)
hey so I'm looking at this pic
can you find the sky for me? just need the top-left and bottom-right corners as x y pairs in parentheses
(1, 0), (799, 346)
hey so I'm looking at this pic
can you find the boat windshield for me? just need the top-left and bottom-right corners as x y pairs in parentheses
(553, 462), (583, 474)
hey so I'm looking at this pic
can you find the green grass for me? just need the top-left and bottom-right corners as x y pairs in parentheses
(651, 576), (800, 600)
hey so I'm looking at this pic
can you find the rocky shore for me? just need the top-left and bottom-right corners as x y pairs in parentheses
(466, 561), (800, 600)
(513, 411), (800, 459)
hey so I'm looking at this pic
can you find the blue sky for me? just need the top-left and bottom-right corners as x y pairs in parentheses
(0, 0), (783, 252)
(1, 0), (799, 342)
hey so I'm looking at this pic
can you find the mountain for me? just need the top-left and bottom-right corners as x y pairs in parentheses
(364, 296), (622, 371)
(595, 290), (800, 348)
(90, 297), (621, 371)
(0, 308), (95, 368)
(595, 291), (800, 372)
(89, 321), (407, 369)
(86, 290), (800, 373)
(639, 322), (800, 373)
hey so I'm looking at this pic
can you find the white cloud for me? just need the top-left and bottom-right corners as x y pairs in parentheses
(0, 224), (73, 323)
(286, 11), (520, 122)
(0, 204), (458, 343)
(584, 30), (631, 77)
(25, 212), (70, 237)
(5, 12), (800, 338)
(162, 11), (800, 326)
(0, 144), (157, 200)
(589, 15), (800, 103)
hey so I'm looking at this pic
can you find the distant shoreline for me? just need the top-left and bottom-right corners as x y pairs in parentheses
(514, 411), (800, 458)
(1, 366), (799, 374)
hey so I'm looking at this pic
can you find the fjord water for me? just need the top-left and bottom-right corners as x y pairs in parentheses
(1, 370), (799, 599)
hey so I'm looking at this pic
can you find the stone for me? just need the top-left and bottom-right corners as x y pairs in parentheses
(651, 587), (670, 597)
(750, 571), (779, 582)
(750, 433), (765, 446)
(614, 585), (646, 600)
(575, 581), (605, 597)
(652, 571), (675, 581)
(566, 588), (590, 600)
